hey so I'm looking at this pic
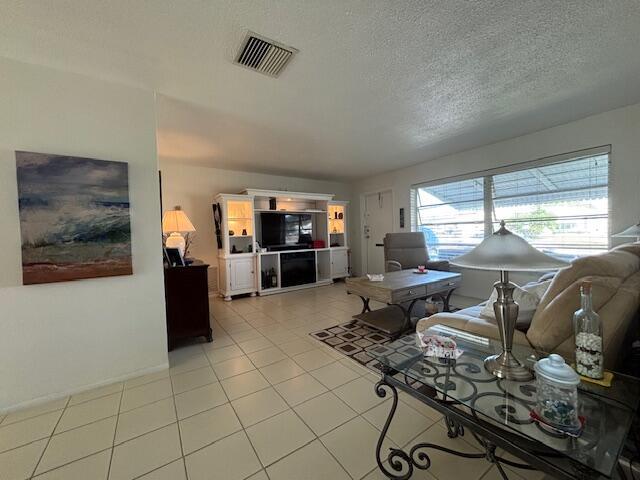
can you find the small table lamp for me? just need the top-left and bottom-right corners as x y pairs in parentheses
(612, 222), (640, 242)
(451, 221), (568, 381)
(162, 206), (196, 258)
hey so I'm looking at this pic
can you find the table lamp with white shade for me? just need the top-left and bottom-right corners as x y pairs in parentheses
(451, 221), (568, 381)
(162, 206), (196, 258)
(612, 222), (640, 242)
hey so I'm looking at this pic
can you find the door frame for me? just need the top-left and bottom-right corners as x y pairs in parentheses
(359, 187), (395, 275)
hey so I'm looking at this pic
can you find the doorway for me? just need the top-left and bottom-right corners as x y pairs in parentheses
(362, 189), (393, 274)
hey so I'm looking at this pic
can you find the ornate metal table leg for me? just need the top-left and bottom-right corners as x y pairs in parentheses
(359, 296), (371, 313)
(389, 299), (418, 337)
(445, 416), (464, 438)
(375, 377), (414, 480)
(374, 376), (486, 479)
(443, 288), (456, 312)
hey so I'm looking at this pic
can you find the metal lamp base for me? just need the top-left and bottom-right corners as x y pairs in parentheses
(484, 351), (533, 381)
(485, 270), (534, 382)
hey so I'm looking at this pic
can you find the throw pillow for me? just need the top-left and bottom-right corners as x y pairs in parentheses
(480, 280), (552, 331)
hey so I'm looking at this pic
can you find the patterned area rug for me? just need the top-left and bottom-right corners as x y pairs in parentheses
(309, 320), (402, 372)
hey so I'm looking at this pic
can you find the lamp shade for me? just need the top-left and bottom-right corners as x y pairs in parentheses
(162, 206), (195, 234)
(450, 221), (568, 272)
(612, 222), (640, 239)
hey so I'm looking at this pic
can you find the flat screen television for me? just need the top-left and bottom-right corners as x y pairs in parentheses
(260, 213), (312, 250)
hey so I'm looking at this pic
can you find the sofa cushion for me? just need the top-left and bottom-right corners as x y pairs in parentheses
(480, 281), (551, 331)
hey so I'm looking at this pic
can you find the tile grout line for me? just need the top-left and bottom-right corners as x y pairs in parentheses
(201, 334), (267, 480)
(32, 448), (115, 479)
(264, 359), (356, 480)
(1, 382), (124, 428)
(211, 330), (353, 479)
(106, 382), (126, 479)
(167, 349), (191, 480)
(28, 395), (71, 479)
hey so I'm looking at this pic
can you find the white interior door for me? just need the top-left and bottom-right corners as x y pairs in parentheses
(363, 190), (393, 274)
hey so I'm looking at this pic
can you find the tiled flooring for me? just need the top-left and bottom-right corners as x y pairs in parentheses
(0, 283), (545, 480)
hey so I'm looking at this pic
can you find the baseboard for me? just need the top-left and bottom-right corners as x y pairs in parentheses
(1, 362), (169, 415)
(258, 280), (333, 296)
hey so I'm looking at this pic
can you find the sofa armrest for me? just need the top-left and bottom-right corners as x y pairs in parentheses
(416, 312), (532, 349)
(415, 313), (477, 333)
(425, 260), (450, 272)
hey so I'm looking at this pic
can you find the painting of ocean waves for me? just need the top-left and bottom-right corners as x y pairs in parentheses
(16, 151), (133, 285)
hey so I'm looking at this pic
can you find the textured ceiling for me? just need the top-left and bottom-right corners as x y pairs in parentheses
(2, 1), (640, 179)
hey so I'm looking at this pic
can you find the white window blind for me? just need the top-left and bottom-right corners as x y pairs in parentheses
(413, 149), (610, 261)
(415, 177), (485, 260)
(491, 155), (609, 259)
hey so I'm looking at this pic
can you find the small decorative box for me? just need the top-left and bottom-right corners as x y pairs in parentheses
(416, 332), (462, 359)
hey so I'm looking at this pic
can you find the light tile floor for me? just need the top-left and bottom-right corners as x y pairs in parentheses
(0, 283), (546, 480)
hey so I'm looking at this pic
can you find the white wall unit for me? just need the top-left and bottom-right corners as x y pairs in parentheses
(214, 189), (349, 299)
(158, 162), (353, 268)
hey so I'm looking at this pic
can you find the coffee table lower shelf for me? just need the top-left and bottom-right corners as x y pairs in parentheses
(352, 306), (408, 336)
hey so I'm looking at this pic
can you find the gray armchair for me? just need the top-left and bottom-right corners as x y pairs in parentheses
(383, 232), (449, 273)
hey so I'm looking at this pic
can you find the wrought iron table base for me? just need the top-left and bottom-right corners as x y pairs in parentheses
(374, 378), (536, 480)
(357, 292), (454, 339)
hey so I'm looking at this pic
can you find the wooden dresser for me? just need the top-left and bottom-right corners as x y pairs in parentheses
(164, 262), (212, 350)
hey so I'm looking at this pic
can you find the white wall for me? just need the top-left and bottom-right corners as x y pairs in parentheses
(353, 102), (640, 301)
(0, 57), (167, 412)
(158, 162), (354, 271)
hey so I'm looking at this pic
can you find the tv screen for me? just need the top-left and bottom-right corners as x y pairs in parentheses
(261, 213), (312, 248)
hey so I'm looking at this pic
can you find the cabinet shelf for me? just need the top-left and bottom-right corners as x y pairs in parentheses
(230, 235), (252, 238)
(255, 209), (326, 214)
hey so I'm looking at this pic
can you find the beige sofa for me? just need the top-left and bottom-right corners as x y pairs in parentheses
(417, 243), (640, 369)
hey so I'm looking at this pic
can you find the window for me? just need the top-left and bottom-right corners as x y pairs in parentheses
(413, 149), (609, 261)
(415, 177), (486, 261)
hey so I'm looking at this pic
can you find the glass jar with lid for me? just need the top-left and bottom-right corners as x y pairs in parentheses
(533, 354), (581, 432)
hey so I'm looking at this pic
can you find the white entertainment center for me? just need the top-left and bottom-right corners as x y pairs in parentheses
(214, 189), (349, 301)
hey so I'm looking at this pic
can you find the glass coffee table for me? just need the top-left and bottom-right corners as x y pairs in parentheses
(368, 325), (640, 479)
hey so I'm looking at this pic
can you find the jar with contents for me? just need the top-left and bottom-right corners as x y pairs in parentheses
(573, 281), (604, 379)
(533, 354), (581, 432)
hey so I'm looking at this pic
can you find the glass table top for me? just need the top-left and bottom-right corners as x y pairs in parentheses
(368, 325), (640, 478)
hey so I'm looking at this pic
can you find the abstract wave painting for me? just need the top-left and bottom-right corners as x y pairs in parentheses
(16, 151), (133, 285)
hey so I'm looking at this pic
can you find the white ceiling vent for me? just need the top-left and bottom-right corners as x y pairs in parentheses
(234, 32), (297, 77)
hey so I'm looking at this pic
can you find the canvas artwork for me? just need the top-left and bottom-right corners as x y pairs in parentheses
(16, 151), (133, 285)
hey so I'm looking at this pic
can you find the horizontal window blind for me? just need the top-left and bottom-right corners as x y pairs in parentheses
(413, 149), (610, 261)
(415, 177), (485, 260)
(491, 155), (609, 260)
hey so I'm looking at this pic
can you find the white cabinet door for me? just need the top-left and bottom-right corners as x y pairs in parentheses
(230, 257), (255, 291)
(331, 249), (348, 278)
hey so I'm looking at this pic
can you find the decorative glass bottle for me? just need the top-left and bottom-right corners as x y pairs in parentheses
(573, 281), (604, 379)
